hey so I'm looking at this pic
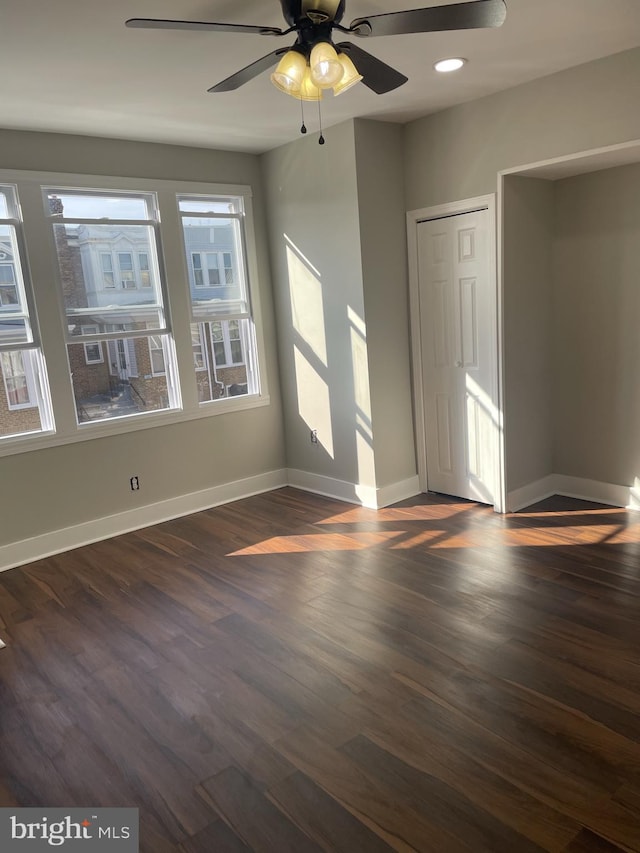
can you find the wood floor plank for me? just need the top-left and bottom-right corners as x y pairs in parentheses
(1, 487), (639, 852)
(341, 733), (547, 853)
(197, 767), (323, 852)
(267, 769), (397, 852)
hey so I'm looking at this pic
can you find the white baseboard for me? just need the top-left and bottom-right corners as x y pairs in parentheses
(286, 469), (421, 510)
(0, 467), (424, 572)
(506, 475), (558, 512)
(0, 469), (288, 573)
(507, 473), (637, 512)
(286, 468), (377, 507)
(376, 476), (421, 508)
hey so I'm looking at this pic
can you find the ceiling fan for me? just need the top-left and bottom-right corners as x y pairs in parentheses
(126, 0), (507, 99)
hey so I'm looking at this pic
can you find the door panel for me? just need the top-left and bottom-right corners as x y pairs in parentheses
(417, 209), (497, 504)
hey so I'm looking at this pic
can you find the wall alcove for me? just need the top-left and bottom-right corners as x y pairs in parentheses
(499, 140), (640, 511)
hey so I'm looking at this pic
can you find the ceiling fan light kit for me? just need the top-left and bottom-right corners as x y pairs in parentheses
(309, 41), (345, 88)
(126, 0), (507, 137)
(298, 67), (324, 101)
(271, 49), (308, 95)
(333, 52), (363, 95)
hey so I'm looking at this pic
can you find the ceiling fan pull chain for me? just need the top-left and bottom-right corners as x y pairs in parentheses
(318, 100), (325, 145)
(300, 99), (307, 134)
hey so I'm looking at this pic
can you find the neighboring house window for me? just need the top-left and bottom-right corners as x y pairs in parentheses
(190, 252), (234, 287)
(0, 263), (18, 306)
(1, 350), (33, 408)
(192, 324), (206, 370)
(0, 184), (53, 439)
(148, 335), (165, 374)
(192, 252), (221, 287)
(118, 252), (136, 289)
(139, 252), (151, 287)
(179, 194), (260, 403)
(81, 325), (103, 364)
(222, 252), (233, 284)
(210, 319), (244, 367)
(101, 252), (115, 288)
(45, 188), (180, 425)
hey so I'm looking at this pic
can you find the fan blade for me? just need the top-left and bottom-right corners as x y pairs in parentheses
(208, 49), (289, 92)
(336, 43), (408, 94)
(125, 18), (285, 36)
(349, 0), (506, 37)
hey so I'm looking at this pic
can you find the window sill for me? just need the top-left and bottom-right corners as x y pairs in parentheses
(0, 392), (271, 458)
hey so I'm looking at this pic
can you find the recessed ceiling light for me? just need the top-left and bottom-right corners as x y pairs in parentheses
(434, 57), (467, 73)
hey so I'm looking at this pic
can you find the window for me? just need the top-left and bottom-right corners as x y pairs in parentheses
(148, 335), (165, 375)
(192, 324), (206, 370)
(190, 251), (234, 287)
(179, 194), (260, 403)
(0, 185), (53, 439)
(210, 320), (244, 367)
(46, 188), (180, 424)
(0, 262), (18, 306)
(101, 253), (115, 288)
(1, 351), (31, 408)
(81, 326), (104, 364)
(191, 252), (223, 287)
(0, 174), (266, 456)
(139, 252), (151, 287)
(118, 252), (136, 289)
(222, 252), (233, 284)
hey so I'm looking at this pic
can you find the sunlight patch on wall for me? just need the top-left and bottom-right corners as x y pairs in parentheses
(286, 236), (327, 366)
(349, 305), (375, 489)
(294, 344), (334, 458)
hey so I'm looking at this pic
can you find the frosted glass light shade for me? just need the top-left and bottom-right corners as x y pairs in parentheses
(310, 42), (344, 88)
(297, 67), (323, 101)
(333, 53), (363, 95)
(271, 50), (307, 95)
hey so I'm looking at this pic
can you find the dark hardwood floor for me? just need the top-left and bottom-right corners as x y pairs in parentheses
(1, 487), (639, 852)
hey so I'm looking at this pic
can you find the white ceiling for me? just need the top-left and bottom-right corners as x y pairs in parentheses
(2, 0), (640, 154)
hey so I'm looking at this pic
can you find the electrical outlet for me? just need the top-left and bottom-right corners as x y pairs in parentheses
(130, 476), (140, 491)
(310, 429), (318, 445)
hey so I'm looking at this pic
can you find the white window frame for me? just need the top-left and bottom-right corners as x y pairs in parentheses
(0, 183), (54, 439)
(0, 171), (269, 458)
(179, 192), (261, 406)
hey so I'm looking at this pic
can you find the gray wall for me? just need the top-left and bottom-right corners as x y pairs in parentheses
(404, 47), (640, 210)
(261, 119), (418, 495)
(0, 129), (285, 548)
(502, 176), (555, 492)
(553, 162), (640, 486)
(404, 46), (640, 499)
(353, 119), (416, 488)
(261, 121), (373, 488)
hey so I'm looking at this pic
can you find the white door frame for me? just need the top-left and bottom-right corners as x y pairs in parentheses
(406, 194), (506, 513)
